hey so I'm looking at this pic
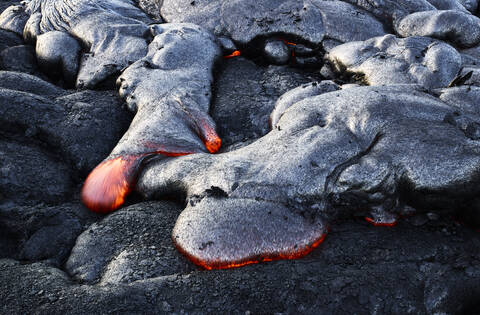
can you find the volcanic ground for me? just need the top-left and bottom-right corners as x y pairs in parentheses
(1, 0), (480, 313)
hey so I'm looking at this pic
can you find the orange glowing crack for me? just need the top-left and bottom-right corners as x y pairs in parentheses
(365, 216), (397, 227)
(176, 233), (327, 270)
(224, 50), (241, 59)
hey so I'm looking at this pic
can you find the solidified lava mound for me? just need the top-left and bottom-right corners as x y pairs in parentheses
(1, 0), (480, 313)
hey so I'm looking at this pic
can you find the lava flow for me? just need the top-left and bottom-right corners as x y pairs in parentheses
(81, 155), (143, 213)
(82, 150), (195, 213)
(176, 234), (327, 270)
(223, 50), (241, 59)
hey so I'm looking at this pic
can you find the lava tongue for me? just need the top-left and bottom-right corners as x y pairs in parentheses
(81, 155), (143, 213)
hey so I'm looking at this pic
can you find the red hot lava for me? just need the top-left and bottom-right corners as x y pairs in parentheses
(224, 50), (241, 59)
(175, 233), (327, 270)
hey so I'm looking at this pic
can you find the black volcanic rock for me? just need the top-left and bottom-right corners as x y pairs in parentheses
(0, 0), (480, 313)
(0, 72), (132, 173)
(66, 201), (195, 284)
(0, 45), (38, 74)
(0, 28), (22, 51)
(1, 218), (479, 314)
(211, 57), (323, 148)
(0, 202), (97, 265)
(0, 139), (73, 205)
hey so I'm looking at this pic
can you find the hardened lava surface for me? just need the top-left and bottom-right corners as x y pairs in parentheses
(0, 0), (480, 313)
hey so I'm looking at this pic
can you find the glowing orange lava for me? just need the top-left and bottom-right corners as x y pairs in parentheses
(224, 50), (241, 59)
(198, 120), (222, 153)
(365, 216), (397, 227)
(82, 149), (194, 213)
(176, 234), (327, 270)
(82, 155), (141, 213)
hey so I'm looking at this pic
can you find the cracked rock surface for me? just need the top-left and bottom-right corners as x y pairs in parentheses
(1, 0), (480, 313)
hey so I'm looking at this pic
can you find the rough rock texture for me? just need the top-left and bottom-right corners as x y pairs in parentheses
(0, 0), (153, 88)
(138, 85), (480, 266)
(0, 202), (98, 266)
(1, 217), (479, 314)
(161, 0), (387, 49)
(66, 202), (194, 285)
(81, 23), (221, 213)
(0, 44), (38, 74)
(0, 71), (132, 174)
(396, 10), (480, 48)
(1, 0), (480, 313)
(328, 35), (462, 89)
(211, 57), (323, 148)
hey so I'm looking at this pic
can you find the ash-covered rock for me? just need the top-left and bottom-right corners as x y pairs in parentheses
(328, 35), (462, 89)
(395, 10), (480, 48)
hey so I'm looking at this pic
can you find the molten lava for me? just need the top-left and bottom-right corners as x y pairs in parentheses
(175, 234), (327, 270)
(198, 120), (222, 153)
(365, 216), (398, 227)
(224, 50), (241, 59)
(82, 155), (142, 213)
(82, 148), (196, 213)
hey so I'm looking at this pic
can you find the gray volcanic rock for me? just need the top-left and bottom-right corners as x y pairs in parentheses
(160, 0), (223, 31)
(454, 66), (480, 86)
(162, 0), (386, 48)
(0, 73), (132, 173)
(336, 0), (436, 25)
(396, 10), (480, 48)
(328, 35), (462, 89)
(1, 0), (480, 312)
(138, 85), (480, 267)
(263, 39), (290, 65)
(0, 0), (153, 88)
(440, 86), (480, 114)
(66, 202), (194, 284)
(427, 0), (470, 11)
(458, 0), (480, 11)
(81, 23), (221, 212)
(270, 80), (340, 129)
(36, 31), (81, 86)
(221, 0), (326, 46)
(211, 57), (322, 148)
(0, 71), (62, 96)
(0, 4), (28, 34)
(310, 0), (387, 43)
(113, 23), (221, 158)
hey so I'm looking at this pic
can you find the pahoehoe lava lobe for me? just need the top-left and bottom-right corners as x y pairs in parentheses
(138, 85), (480, 269)
(83, 23), (222, 213)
